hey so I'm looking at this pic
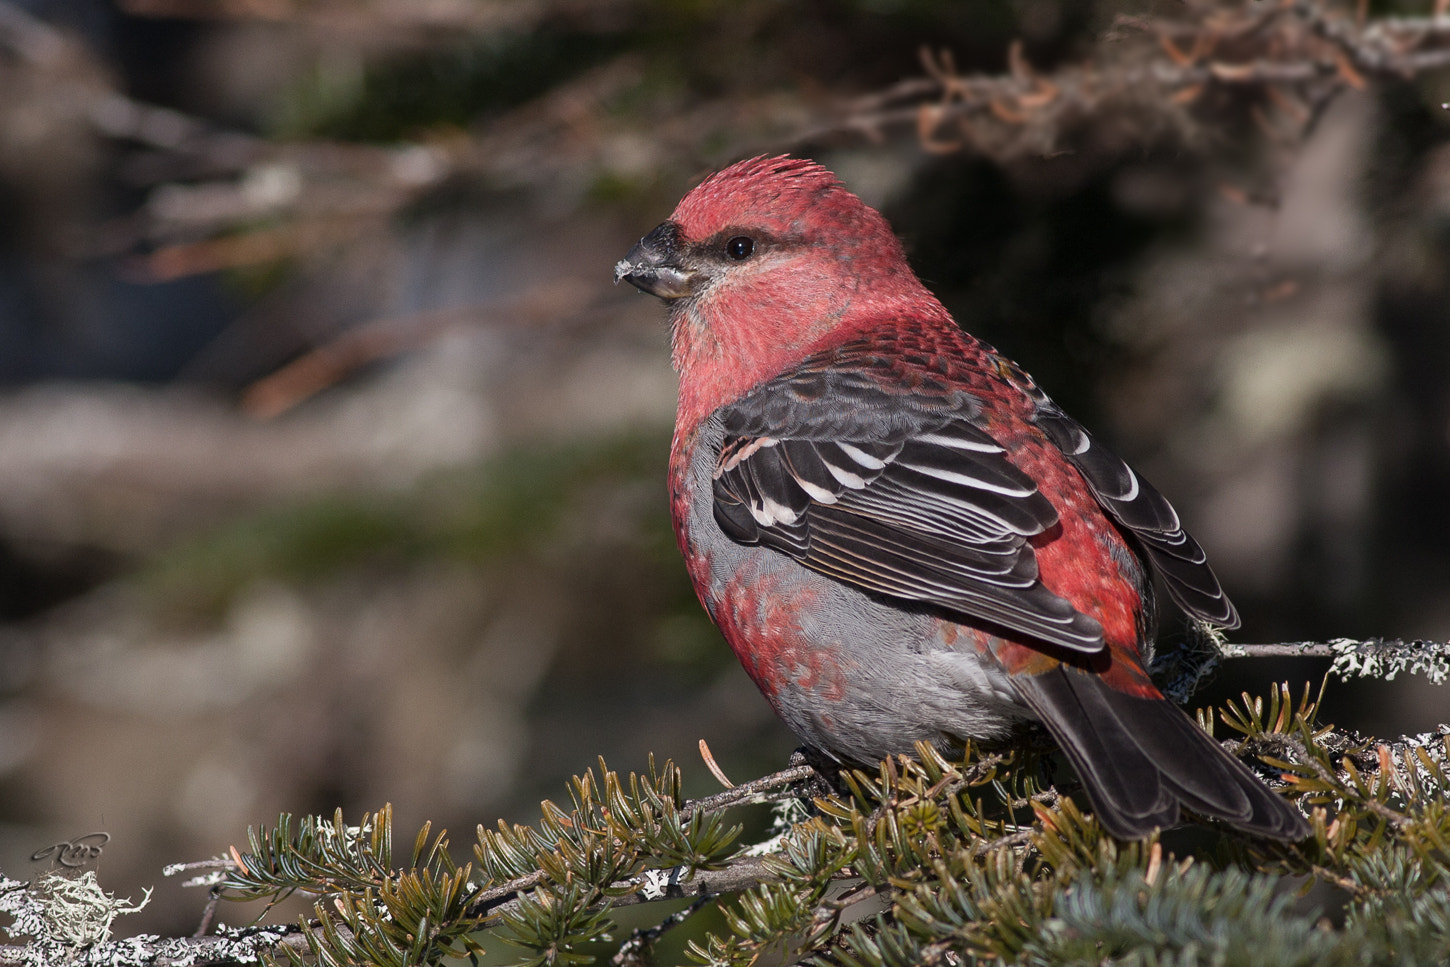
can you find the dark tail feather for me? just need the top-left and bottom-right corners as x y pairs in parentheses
(1016, 668), (1309, 841)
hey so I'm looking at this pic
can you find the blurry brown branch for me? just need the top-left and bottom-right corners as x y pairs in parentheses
(90, 55), (654, 274)
(239, 277), (597, 418)
(0, 0), (72, 67)
(33, 0), (1448, 295)
(802, 1), (1450, 164)
(1, 0), (1441, 280)
(117, 0), (567, 38)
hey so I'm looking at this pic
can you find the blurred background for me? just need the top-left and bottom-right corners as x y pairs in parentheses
(0, 0), (1447, 941)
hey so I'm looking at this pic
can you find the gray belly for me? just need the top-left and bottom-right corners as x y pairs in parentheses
(701, 523), (1032, 763)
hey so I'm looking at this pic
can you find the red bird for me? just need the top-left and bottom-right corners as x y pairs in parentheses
(614, 155), (1307, 841)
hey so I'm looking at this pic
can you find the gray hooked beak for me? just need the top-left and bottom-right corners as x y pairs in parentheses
(613, 221), (697, 300)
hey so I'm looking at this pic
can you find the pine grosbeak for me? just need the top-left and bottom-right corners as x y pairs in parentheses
(614, 155), (1307, 841)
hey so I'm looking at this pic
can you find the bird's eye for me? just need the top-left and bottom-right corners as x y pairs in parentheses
(725, 236), (754, 261)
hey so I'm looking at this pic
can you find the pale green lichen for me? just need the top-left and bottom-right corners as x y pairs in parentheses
(38, 872), (150, 948)
(1329, 637), (1450, 685)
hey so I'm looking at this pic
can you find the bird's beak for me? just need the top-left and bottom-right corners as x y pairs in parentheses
(614, 221), (697, 300)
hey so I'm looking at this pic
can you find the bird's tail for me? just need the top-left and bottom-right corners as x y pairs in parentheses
(1014, 667), (1310, 841)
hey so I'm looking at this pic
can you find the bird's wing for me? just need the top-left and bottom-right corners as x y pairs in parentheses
(712, 353), (1108, 654)
(1031, 403), (1239, 629)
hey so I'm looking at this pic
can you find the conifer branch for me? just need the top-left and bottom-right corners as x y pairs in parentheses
(4, 694), (1449, 965)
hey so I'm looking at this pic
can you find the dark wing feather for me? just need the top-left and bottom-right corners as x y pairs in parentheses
(713, 372), (1106, 654)
(1035, 409), (1240, 628)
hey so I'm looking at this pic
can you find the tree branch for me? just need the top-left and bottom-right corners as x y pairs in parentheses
(1224, 638), (1450, 685)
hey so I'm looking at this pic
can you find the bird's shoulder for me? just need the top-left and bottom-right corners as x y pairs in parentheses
(717, 325), (1038, 441)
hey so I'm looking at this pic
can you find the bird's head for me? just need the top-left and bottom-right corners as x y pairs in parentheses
(615, 156), (944, 427)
